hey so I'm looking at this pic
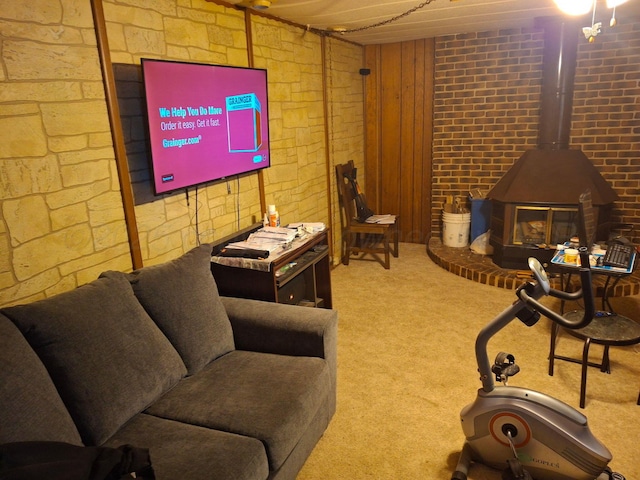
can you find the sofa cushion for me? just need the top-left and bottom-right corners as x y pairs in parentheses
(1, 273), (187, 446)
(126, 243), (235, 375)
(103, 413), (269, 480)
(145, 350), (331, 471)
(0, 313), (83, 446)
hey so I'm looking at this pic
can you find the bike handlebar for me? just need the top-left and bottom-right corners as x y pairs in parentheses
(518, 251), (595, 330)
(475, 250), (596, 393)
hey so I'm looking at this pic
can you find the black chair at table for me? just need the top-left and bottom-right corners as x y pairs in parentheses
(548, 190), (640, 408)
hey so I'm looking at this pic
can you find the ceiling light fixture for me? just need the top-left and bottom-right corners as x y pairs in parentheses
(554, 0), (593, 15)
(554, 0), (632, 42)
(606, 0), (630, 6)
(251, 0), (271, 10)
(606, 0), (630, 25)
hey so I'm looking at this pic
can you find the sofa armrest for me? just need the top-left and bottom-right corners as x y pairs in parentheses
(220, 297), (337, 383)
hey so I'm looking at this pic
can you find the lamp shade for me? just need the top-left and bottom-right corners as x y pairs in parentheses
(606, 0), (629, 7)
(554, 0), (594, 15)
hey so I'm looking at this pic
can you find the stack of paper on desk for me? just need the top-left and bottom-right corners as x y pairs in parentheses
(225, 227), (297, 253)
(225, 240), (281, 254)
(258, 226), (297, 241)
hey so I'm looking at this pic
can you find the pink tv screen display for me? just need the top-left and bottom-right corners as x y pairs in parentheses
(141, 59), (270, 194)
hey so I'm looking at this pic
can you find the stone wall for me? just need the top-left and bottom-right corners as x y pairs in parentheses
(104, 0), (258, 265)
(0, 0), (365, 307)
(0, 0), (132, 306)
(324, 37), (367, 260)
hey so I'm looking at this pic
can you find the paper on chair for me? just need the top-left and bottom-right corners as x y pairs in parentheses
(365, 215), (395, 224)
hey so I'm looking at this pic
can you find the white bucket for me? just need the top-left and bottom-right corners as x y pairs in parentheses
(442, 211), (471, 248)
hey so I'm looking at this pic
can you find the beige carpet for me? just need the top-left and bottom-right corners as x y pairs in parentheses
(298, 243), (640, 480)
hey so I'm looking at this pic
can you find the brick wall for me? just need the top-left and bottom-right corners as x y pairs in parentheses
(573, 20), (640, 227)
(432, 18), (640, 242)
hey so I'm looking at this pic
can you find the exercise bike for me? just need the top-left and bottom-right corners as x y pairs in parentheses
(451, 249), (625, 480)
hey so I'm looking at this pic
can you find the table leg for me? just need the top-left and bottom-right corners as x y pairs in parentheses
(549, 322), (559, 376)
(601, 345), (611, 374)
(602, 275), (621, 314)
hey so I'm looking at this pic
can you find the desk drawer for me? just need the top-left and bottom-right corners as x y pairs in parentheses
(277, 273), (307, 305)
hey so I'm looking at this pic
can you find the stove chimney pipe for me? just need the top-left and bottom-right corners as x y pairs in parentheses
(538, 19), (580, 150)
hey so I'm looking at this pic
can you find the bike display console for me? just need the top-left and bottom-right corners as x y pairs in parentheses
(210, 223), (332, 309)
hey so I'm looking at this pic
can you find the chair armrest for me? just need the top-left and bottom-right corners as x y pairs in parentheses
(220, 297), (338, 381)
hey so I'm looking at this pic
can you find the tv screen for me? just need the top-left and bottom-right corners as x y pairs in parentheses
(141, 58), (270, 195)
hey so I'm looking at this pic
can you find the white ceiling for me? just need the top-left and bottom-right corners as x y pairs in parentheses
(227, 0), (640, 45)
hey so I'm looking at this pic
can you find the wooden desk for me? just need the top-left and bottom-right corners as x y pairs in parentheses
(210, 224), (332, 309)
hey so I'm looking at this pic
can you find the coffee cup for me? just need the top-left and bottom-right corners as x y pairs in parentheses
(564, 248), (579, 264)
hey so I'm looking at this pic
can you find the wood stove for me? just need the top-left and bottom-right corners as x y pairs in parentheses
(488, 19), (618, 270)
(490, 190), (614, 270)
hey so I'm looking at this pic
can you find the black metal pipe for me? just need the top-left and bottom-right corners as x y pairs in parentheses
(538, 19), (581, 150)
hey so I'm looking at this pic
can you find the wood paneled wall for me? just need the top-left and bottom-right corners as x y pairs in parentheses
(363, 39), (435, 243)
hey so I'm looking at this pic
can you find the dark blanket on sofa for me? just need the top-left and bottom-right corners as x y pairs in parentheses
(0, 441), (154, 480)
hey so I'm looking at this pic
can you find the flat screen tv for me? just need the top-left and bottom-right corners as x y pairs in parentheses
(141, 58), (270, 195)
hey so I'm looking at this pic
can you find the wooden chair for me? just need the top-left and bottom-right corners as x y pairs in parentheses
(335, 160), (399, 269)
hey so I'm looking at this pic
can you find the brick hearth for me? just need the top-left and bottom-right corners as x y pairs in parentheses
(427, 237), (640, 299)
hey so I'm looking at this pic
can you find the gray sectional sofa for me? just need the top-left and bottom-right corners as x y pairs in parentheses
(0, 244), (337, 479)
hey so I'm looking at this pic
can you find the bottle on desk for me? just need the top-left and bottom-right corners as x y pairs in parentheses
(268, 204), (280, 227)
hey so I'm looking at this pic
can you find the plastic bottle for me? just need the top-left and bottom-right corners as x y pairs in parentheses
(268, 204), (280, 227)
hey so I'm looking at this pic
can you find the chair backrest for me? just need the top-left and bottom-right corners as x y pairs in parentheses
(578, 189), (596, 251)
(335, 161), (358, 230)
